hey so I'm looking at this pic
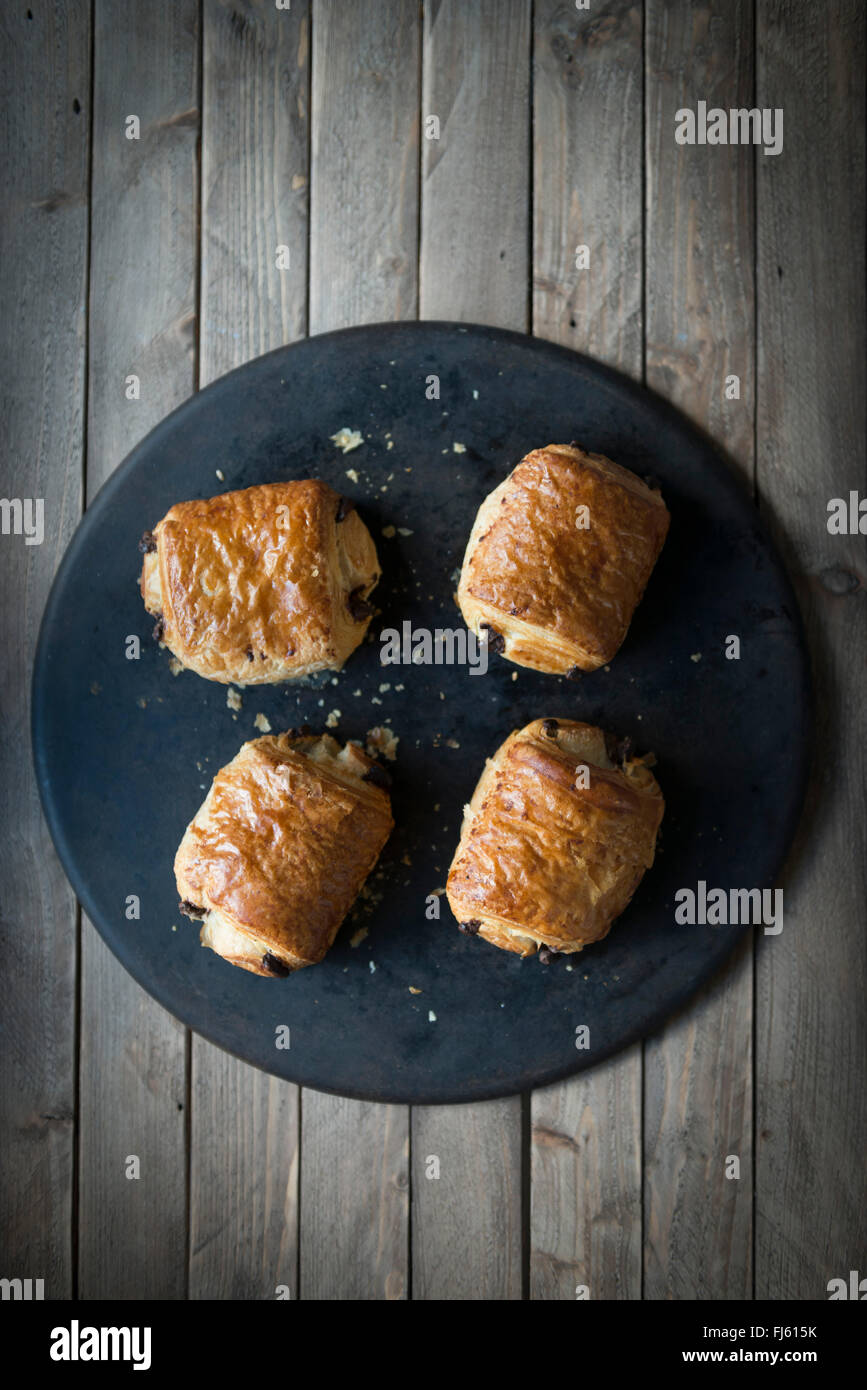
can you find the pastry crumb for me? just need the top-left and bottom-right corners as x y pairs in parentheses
(452, 441), (466, 453)
(366, 725), (399, 761)
(397, 527), (413, 536)
(472, 388), (479, 399)
(409, 986), (422, 995)
(379, 683), (391, 692)
(345, 467), (360, 483)
(428, 1010), (437, 1023)
(369, 960), (376, 974)
(325, 708), (341, 728)
(168, 657), (184, 676)
(331, 427), (364, 454)
(215, 468), (225, 481)
(445, 738), (460, 749)
(690, 652), (702, 663)
(227, 687), (242, 711)
(253, 712), (272, 733)
(382, 524), (396, 538)
(349, 926), (368, 948)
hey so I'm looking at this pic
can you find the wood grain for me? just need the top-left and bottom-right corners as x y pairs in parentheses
(643, 0), (755, 1300)
(754, 0), (867, 1299)
(0, 0), (90, 1298)
(529, 0), (645, 1303)
(189, 1056), (299, 1299)
(420, 0), (530, 328)
(309, 0), (419, 331)
(199, 0), (310, 384)
(299, 0), (418, 1301)
(78, 0), (199, 1299)
(188, 0), (310, 1301)
(532, 0), (643, 369)
(412, 0), (529, 1301)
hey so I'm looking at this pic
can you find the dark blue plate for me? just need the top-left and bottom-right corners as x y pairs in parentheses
(32, 322), (810, 1103)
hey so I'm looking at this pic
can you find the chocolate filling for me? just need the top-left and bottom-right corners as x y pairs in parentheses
(458, 919), (481, 935)
(565, 665), (581, 681)
(538, 945), (561, 965)
(347, 587), (373, 621)
(262, 952), (292, 978)
(362, 761), (392, 792)
(179, 900), (205, 920)
(138, 530), (157, 554)
(152, 616), (165, 643)
(604, 730), (634, 766)
(541, 718), (559, 739)
(335, 496), (356, 522)
(286, 724), (314, 740)
(480, 623), (505, 655)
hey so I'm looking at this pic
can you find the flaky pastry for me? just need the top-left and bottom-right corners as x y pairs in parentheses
(175, 730), (393, 976)
(446, 718), (663, 959)
(140, 479), (379, 683)
(457, 444), (669, 675)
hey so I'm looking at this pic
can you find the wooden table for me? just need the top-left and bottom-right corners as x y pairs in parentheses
(2, 0), (864, 1301)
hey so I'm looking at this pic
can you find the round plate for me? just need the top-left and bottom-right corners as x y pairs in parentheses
(32, 322), (810, 1104)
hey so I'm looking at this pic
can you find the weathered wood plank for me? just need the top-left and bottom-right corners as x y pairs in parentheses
(412, 0), (529, 1301)
(532, 0), (644, 370)
(529, 0), (644, 1303)
(78, 0), (199, 1300)
(420, 0), (530, 328)
(190, 1055), (299, 1299)
(189, 0), (309, 1301)
(0, 0), (90, 1298)
(300, 0), (418, 1301)
(309, 0), (419, 332)
(754, 0), (867, 1300)
(643, 0), (755, 1300)
(199, 0), (310, 385)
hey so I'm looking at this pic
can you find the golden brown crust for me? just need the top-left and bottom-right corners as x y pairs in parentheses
(140, 480), (379, 684)
(446, 719), (664, 957)
(174, 731), (393, 975)
(457, 444), (670, 674)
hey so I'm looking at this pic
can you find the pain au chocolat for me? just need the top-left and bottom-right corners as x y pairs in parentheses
(457, 444), (669, 675)
(139, 479), (379, 684)
(446, 719), (663, 960)
(175, 730), (394, 976)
